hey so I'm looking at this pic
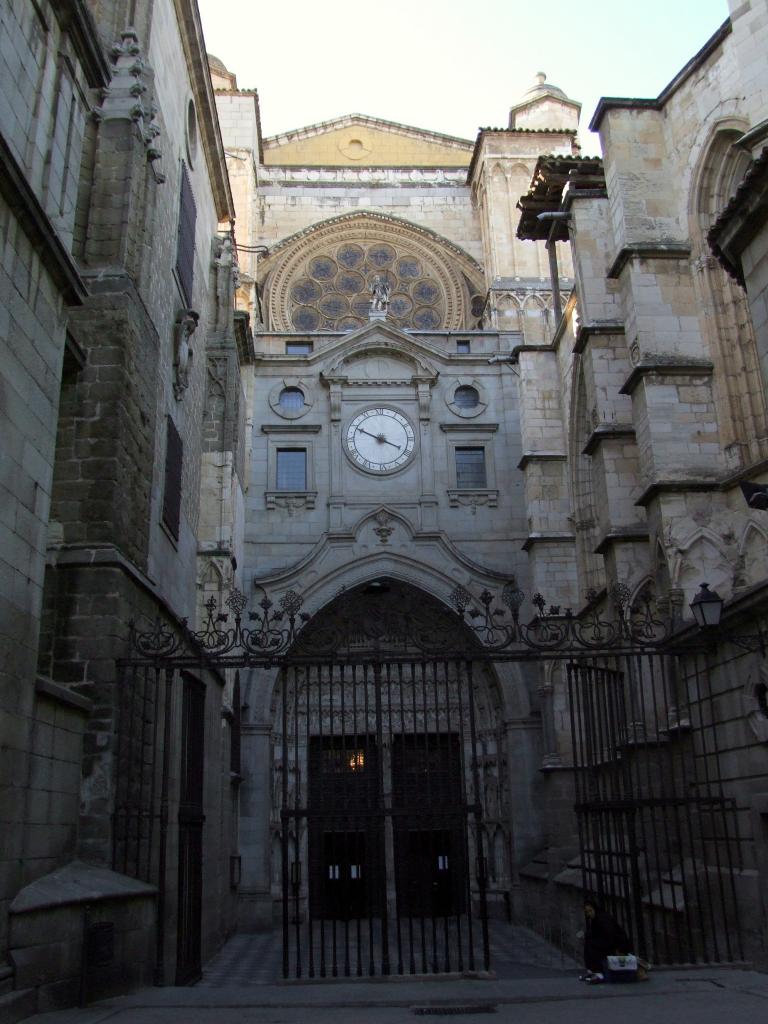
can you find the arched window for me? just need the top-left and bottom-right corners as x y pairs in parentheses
(279, 387), (305, 412)
(454, 385), (479, 409)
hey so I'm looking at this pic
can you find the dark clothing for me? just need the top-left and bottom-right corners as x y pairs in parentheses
(584, 909), (631, 973)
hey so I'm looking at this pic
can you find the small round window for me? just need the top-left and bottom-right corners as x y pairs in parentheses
(454, 386), (479, 409)
(279, 387), (305, 412)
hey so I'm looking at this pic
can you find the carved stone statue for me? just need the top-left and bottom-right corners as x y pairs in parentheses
(369, 274), (391, 313)
(173, 308), (199, 400)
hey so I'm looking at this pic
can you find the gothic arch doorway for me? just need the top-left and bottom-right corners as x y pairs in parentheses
(271, 578), (502, 978)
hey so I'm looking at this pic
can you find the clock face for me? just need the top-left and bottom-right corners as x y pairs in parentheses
(345, 407), (416, 474)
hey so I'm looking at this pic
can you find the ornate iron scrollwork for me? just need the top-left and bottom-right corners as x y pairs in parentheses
(129, 577), (671, 665)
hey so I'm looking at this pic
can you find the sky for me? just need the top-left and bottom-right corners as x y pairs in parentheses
(197, 0), (730, 147)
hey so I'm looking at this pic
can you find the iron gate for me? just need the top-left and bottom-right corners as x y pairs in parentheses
(123, 580), (751, 981)
(277, 658), (490, 978)
(566, 650), (744, 965)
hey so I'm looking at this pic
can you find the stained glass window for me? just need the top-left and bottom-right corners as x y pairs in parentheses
(286, 240), (447, 332)
(455, 447), (486, 489)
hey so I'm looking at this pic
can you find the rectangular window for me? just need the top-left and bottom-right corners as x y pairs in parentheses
(176, 161), (196, 304)
(285, 341), (313, 355)
(455, 447), (486, 489)
(163, 416), (183, 540)
(276, 449), (307, 490)
(456, 339), (470, 353)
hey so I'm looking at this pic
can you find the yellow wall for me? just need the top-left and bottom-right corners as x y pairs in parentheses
(263, 125), (472, 167)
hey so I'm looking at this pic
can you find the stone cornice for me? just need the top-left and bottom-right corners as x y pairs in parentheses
(36, 675), (93, 714)
(261, 424), (322, 434)
(516, 452), (566, 470)
(619, 357), (714, 396)
(440, 423), (499, 433)
(582, 424), (635, 456)
(262, 113), (474, 152)
(593, 527), (649, 555)
(0, 132), (86, 305)
(589, 19), (731, 133)
(172, 0), (234, 221)
(521, 532), (575, 551)
(607, 242), (692, 280)
(573, 320), (625, 354)
(635, 479), (720, 508)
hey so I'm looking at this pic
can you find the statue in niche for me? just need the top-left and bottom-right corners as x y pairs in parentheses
(173, 308), (199, 400)
(369, 274), (391, 313)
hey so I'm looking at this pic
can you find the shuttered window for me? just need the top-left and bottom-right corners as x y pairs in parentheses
(276, 449), (307, 490)
(163, 416), (183, 540)
(176, 161), (196, 304)
(455, 447), (487, 489)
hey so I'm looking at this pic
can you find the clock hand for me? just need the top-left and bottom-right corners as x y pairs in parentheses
(356, 427), (401, 450)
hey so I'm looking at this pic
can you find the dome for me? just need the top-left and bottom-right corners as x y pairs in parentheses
(520, 72), (568, 103)
(207, 54), (228, 75)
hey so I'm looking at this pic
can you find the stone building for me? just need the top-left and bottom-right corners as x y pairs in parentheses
(210, 0), (768, 976)
(0, 0), (246, 1014)
(2, 0), (768, 1014)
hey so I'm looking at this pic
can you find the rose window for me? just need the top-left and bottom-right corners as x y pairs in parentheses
(288, 241), (447, 331)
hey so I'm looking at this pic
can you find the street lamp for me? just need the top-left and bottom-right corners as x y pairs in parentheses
(690, 583), (724, 629)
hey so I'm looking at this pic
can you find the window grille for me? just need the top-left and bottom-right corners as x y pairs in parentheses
(163, 416), (183, 540)
(454, 385), (479, 409)
(276, 449), (307, 490)
(176, 161), (196, 304)
(455, 447), (486, 489)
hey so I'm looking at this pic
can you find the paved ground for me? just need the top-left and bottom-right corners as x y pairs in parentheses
(22, 970), (768, 1024)
(198, 922), (578, 986)
(18, 924), (768, 1024)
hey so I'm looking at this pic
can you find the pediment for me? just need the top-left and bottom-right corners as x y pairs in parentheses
(322, 323), (439, 383)
(262, 114), (473, 168)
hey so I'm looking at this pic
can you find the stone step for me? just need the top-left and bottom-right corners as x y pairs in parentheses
(0, 989), (37, 1024)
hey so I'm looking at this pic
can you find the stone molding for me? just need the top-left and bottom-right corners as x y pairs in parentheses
(264, 491), (317, 513)
(572, 320), (625, 354)
(260, 424), (322, 434)
(444, 378), (489, 418)
(635, 479), (720, 508)
(262, 212), (483, 332)
(440, 423), (498, 433)
(35, 676), (94, 714)
(607, 242), (692, 280)
(447, 488), (499, 511)
(708, 145), (768, 285)
(619, 357), (714, 396)
(582, 424), (636, 456)
(521, 532), (575, 551)
(516, 451), (566, 469)
(267, 378), (315, 420)
(593, 527), (650, 555)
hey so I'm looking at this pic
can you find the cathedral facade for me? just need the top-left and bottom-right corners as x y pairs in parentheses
(2, 0), (768, 1014)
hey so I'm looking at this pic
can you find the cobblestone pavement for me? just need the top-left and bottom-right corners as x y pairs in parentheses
(197, 921), (578, 986)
